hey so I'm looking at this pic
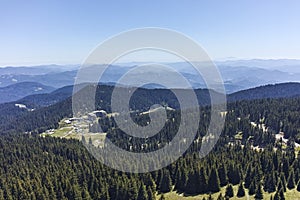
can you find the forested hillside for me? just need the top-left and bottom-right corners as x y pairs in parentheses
(0, 84), (300, 199)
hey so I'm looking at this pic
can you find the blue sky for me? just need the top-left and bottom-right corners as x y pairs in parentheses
(1, 0), (300, 66)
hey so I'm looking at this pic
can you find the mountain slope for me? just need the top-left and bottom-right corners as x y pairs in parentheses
(0, 82), (55, 103)
(1, 82), (300, 135)
(228, 82), (300, 102)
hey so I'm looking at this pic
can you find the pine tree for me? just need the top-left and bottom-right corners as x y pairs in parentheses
(225, 184), (234, 198)
(277, 178), (286, 193)
(254, 183), (263, 200)
(237, 182), (245, 197)
(159, 170), (172, 193)
(278, 188), (285, 200)
(280, 173), (287, 192)
(287, 170), (295, 189)
(174, 169), (187, 192)
(273, 192), (279, 200)
(264, 172), (276, 193)
(218, 163), (228, 187)
(227, 164), (240, 185)
(208, 168), (220, 193)
(198, 167), (208, 194)
(147, 186), (155, 200)
(248, 181), (256, 196)
(185, 171), (199, 195)
(137, 185), (148, 200)
(244, 166), (252, 188)
(282, 158), (290, 179)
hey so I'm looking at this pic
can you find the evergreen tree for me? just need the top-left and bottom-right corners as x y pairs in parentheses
(225, 184), (234, 198)
(264, 172), (276, 193)
(208, 168), (220, 193)
(248, 181), (256, 196)
(254, 183), (263, 200)
(159, 170), (172, 193)
(279, 189), (285, 200)
(277, 178), (286, 192)
(147, 186), (155, 200)
(282, 159), (290, 179)
(174, 169), (187, 192)
(237, 182), (245, 197)
(227, 164), (240, 185)
(273, 192), (279, 200)
(218, 163), (228, 187)
(287, 170), (295, 189)
(198, 167), (208, 194)
(244, 166), (252, 188)
(185, 171), (199, 195)
(137, 185), (148, 200)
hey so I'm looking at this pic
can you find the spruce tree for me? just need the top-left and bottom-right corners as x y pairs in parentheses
(147, 186), (155, 200)
(248, 181), (256, 196)
(280, 173), (287, 192)
(287, 170), (295, 189)
(137, 185), (148, 200)
(198, 167), (208, 194)
(159, 170), (172, 193)
(208, 168), (220, 193)
(218, 163), (228, 187)
(225, 184), (234, 198)
(227, 164), (240, 185)
(278, 188), (285, 200)
(244, 166), (252, 188)
(273, 192), (279, 200)
(185, 171), (199, 195)
(237, 182), (245, 197)
(254, 183), (263, 200)
(282, 158), (290, 179)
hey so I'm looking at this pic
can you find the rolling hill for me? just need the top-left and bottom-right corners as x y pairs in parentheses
(0, 82), (55, 104)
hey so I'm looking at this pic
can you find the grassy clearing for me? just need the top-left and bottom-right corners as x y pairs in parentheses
(157, 185), (300, 200)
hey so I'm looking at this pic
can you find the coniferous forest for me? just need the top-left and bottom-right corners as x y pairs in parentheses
(0, 84), (300, 199)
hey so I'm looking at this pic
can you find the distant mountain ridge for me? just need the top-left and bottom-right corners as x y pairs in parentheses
(1, 82), (300, 134)
(1, 61), (300, 93)
(228, 82), (300, 102)
(0, 82), (55, 104)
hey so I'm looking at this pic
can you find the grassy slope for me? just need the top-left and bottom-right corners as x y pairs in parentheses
(157, 185), (300, 200)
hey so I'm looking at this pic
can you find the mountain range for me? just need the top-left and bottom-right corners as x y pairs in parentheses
(1, 59), (300, 93)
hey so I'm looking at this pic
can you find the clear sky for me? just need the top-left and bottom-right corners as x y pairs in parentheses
(1, 0), (300, 66)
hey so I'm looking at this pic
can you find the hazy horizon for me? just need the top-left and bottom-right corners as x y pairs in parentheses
(1, 1), (300, 66)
